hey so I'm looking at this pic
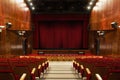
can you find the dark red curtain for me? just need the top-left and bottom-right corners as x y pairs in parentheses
(33, 14), (89, 49)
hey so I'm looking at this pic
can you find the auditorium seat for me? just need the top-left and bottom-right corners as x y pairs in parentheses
(83, 68), (91, 80)
(38, 64), (42, 77)
(9, 58), (36, 80)
(80, 65), (85, 77)
(73, 60), (85, 78)
(0, 56), (48, 80)
(74, 57), (120, 80)
(0, 58), (18, 80)
(0, 69), (18, 80)
(19, 56), (49, 77)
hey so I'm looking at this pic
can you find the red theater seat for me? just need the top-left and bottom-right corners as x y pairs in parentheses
(9, 58), (36, 80)
(83, 68), (91, 80)
(0, 58), (18, 80)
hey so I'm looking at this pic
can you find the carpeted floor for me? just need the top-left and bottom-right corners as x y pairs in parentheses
(39, 61), (82, 80)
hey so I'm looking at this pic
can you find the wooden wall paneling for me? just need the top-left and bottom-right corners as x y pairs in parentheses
(0, 0), (2, 17)
(5, 30), (33, 55)
(89, 0), (120, 56)
(0, 29), (6, 54)
(0, 0), (31, 30)
(0, 0), (32, 55)
(117, 29), (120, 55)
(89, 31), (96, 54)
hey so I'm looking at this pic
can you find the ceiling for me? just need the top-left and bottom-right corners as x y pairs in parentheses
(25, 0), (97, 14)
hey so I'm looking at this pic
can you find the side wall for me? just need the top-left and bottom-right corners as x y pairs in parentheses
(0, 0), (32, 56)
(89, 0), (120, 56)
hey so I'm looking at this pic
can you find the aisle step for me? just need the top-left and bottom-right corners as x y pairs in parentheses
(40, 61), (81, 80)
(44, 73), (79, 78)
(46, 70), (76, 74)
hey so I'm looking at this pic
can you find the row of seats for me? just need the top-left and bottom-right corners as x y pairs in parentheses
(44, 55), (101, 61)
(45, 54), (83, 61)
(0, 56), (49, 80)
(73, 57), (120, 80)
(29, 54), (95, 61)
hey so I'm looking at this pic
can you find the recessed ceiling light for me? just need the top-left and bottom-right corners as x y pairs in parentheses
(30, 3), (33, 6)
(89, 2), (93, 5)
(87, 6), (91, 10)
(32, 7), (35, 10)
(28, 0), (31, 2)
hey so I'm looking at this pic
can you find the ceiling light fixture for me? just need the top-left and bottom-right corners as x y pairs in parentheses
(89, 2), (93, 5)
(27, 0), (31, 2)
(30, 3), (33, 6)
(87, 6), (91, 10)
(32, 7), (35, 10)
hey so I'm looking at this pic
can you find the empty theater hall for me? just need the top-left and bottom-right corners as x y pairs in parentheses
(0, 0), (120, 80)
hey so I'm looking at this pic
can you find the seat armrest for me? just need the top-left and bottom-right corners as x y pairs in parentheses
(95, 74), (103, 80)
(19, 73), (27, 80)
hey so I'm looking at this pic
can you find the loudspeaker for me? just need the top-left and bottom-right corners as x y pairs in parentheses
(6, 22), (12, 28)
(111, 22), (118, 29)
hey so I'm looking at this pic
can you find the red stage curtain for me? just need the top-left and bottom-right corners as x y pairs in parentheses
(33, 14), (89, 49)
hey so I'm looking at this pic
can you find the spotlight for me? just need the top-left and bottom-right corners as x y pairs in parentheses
(97, 31), (105, 36)
(6, 22), (12, 28)
(111, 22), (118, 29)
(18, 31), (26, 36)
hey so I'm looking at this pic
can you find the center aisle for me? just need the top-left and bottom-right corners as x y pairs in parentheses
(41, 61), (81, 80)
